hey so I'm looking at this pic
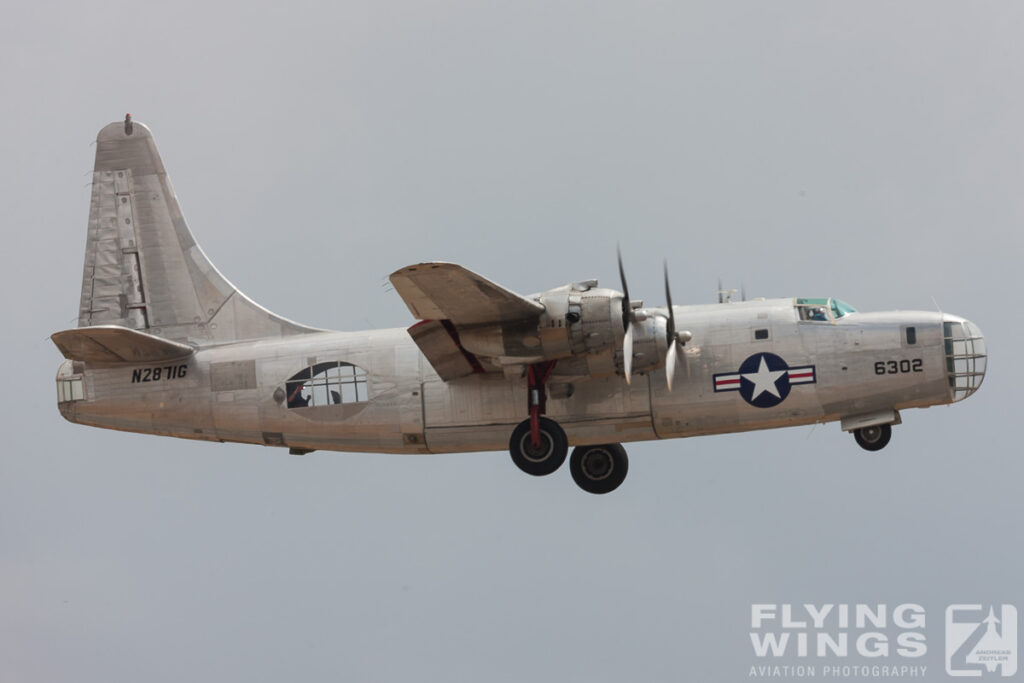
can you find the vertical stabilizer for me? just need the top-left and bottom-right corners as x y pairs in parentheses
(78, 117), (317, 344)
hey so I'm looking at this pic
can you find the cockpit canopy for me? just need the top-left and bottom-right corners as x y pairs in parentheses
(795, 298), (857, 322)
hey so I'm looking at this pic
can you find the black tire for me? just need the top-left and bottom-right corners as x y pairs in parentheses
(854, 424), (892, 451)
(509, 417), (568, 476)
(570, 444), (629, 494)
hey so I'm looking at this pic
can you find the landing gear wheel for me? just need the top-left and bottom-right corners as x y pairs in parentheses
(509, 417), (568, 476)
(854, 424), (892, 451)
(570, 444), (629, 494)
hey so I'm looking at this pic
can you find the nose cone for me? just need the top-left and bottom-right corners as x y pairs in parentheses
(943, 316), (986, 401)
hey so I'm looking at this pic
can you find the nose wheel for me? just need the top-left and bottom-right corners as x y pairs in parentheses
(854, 424), (892, 451)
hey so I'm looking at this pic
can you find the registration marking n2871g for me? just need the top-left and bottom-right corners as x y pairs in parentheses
(131, 365), (188, 383)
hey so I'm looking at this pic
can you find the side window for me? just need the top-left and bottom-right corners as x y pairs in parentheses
(56, 377), (84, 402)
(797, 306), (830, 322)
(905, 326), (917, 346)
(286, 361), (367, 408)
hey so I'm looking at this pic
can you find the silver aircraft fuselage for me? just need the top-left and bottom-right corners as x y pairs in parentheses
(57, 298), (984, 454)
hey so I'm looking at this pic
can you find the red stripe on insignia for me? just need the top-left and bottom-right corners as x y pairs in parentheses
(716, 378), (740, 386)
(789, 371), (814, 378)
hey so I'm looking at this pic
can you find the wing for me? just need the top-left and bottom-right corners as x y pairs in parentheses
(390, 263), (544, 325)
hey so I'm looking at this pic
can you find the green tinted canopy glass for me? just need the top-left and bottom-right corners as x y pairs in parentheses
(795, 298), (857, 320)
(831, 299), (857, 318)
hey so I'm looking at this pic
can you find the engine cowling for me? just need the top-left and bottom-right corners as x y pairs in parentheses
(455, 282), (669, 379)
(617, 312), (669, 377)
(455, 283), (615, 357)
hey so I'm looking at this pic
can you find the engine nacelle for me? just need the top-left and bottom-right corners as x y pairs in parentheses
(456, 281), (669, 379)
(457, 283), (623, 362)
(618, 313), (669, 376)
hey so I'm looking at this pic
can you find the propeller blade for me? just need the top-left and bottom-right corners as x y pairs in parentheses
(741, 284), (747, 302)
(617, 246), (632, 332)
(718, 278), (723, 304)
(623, 322), (634, 384)
(666, 339), (677, 392)
(663, 260), (675, 348)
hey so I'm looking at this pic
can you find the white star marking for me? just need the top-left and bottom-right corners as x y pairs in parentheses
(742, 356), (787, 400)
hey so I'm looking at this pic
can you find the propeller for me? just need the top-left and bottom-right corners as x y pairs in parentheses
(618, 246), (636, 383)
(663, 261), (690, 391)
(617, 246), (632, 333)
(617, 248), (690, 390)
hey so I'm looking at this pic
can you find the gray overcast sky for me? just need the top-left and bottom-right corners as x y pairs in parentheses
(2, 2), (1022, 681)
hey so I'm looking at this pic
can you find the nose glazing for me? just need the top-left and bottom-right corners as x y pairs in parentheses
(943, 317), (986, 401)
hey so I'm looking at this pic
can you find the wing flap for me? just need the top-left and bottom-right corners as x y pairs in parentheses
(408, 320), (482, 381)
(51, 325), (195, 364)
(390, 263), (544, 325)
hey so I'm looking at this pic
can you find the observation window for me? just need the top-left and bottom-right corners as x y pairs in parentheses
(943, 321), (986, 402)
(286, 361), (368, 409)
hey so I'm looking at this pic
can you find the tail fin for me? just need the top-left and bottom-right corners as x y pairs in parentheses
(78, 117), (317, 344)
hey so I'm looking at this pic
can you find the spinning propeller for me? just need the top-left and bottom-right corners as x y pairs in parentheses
(617, 248), (691, 390)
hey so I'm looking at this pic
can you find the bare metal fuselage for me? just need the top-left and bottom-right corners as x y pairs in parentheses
(57, 299), (968, 455)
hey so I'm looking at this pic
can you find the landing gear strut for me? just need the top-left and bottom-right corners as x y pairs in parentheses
(508, 361), (631, 492)
(854, 424), (892, 451)
(509, 361), (568, 476)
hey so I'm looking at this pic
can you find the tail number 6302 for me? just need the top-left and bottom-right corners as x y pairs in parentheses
(875, 359), (922, 375)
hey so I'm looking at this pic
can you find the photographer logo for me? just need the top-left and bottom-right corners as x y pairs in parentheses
(946, 605), (1017, 677)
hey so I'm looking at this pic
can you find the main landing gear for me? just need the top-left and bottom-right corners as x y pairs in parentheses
(569, 443), (628, 494)
(509, 416), (567, 476)
(508, 361), (630, 494)
(853, 424), (892, 451)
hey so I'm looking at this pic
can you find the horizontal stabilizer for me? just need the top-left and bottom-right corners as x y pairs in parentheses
(408, 320), (481, 381)
(51, 325), (195, 364)
(390, 262), (544, 325)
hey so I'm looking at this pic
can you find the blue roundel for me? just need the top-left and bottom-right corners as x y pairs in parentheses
(738, 353), (792, 408)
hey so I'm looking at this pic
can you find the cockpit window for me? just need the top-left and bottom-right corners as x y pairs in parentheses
(286, 361), (367, 408)
(796, 298), (830, 321)
(796, 298), (857, 322)
(831, 299), (857, 318)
